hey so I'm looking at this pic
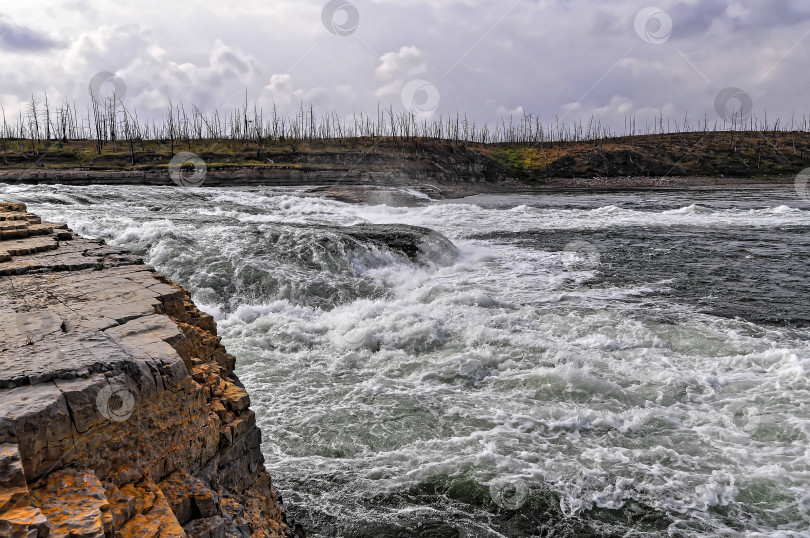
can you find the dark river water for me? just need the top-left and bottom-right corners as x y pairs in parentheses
(2, 183), (809, 537)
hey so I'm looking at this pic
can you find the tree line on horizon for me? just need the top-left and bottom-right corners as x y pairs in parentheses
(2, 92), (809, 163)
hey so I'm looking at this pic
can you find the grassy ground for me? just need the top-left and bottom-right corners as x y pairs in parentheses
(2, 131), (810, 180)
(483, 131), (810, 179)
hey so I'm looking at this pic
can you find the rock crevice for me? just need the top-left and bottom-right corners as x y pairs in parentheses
(0, 202), (303, 537)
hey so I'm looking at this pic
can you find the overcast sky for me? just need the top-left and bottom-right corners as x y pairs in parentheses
(1, 0), (809, 133)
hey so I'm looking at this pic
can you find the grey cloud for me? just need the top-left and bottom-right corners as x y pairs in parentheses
(0, 18), (61, 52)
(667, 0), (728, 39)
(216, 50), (251, 74)
(668, 0), (805, 38)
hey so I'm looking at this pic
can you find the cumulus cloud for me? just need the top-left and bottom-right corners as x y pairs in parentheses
(0, 0), (807, 132)
(375, 46), (426, 79)
(267, 74), (294, 94)
(264, 73), (304, 105)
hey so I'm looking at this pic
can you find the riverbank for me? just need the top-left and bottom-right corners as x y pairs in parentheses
(1, 132), (809, 196)
(0, 202), (304, 537)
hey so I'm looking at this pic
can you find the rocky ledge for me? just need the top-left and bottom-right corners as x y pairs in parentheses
(0, 202), (304, 537)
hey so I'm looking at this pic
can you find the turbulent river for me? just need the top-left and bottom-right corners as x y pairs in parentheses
(2, 183), (810, 537)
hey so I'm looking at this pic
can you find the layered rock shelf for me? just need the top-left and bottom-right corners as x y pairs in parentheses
(0, 202), (304, 537)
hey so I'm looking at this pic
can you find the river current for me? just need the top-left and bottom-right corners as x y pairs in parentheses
(2, 183), (809, 537)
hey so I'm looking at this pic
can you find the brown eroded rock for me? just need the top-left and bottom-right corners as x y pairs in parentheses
(158, 470), (218, 526)
(0, 505), (50, 537)
(114, 478), (186, 537)
(28, 468), (112, 538)
(0, 202), (304, 537)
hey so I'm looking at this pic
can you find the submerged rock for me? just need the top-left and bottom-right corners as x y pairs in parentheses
(342, 223), (460, 265)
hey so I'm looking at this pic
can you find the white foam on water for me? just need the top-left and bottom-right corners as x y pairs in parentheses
(3, 182), (810, 537)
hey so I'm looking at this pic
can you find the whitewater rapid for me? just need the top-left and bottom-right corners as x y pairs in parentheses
(2, 183), (809, 537)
